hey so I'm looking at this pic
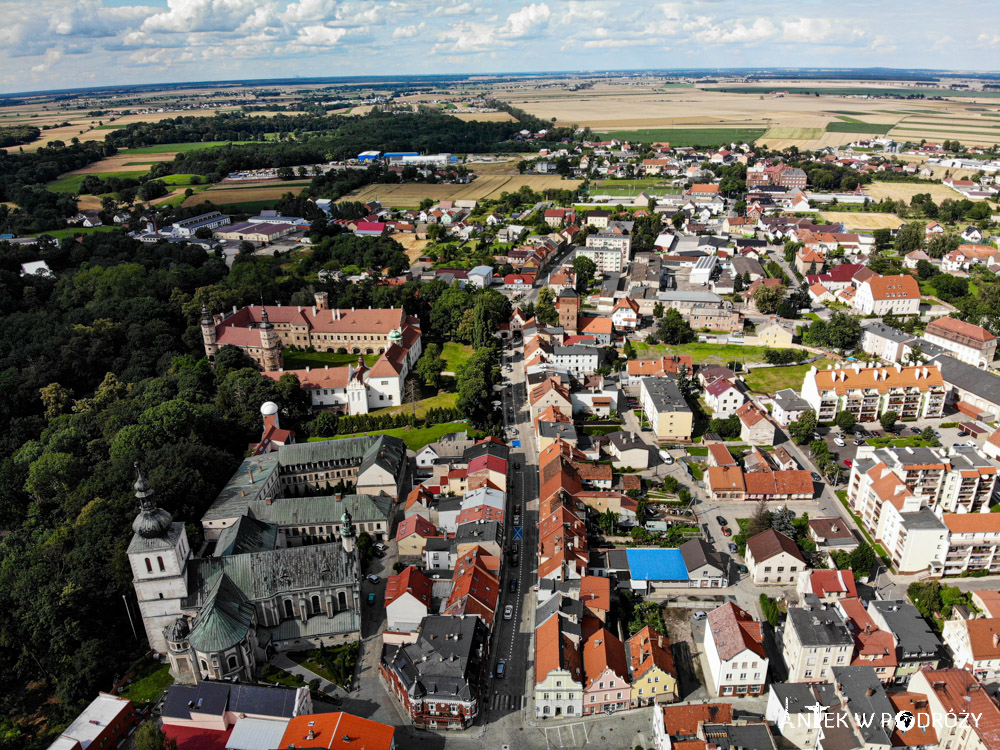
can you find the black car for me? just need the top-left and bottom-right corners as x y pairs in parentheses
(715, 515), (727, 526)
(509, 578), (517, 592)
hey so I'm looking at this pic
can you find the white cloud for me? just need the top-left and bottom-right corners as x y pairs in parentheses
(282, 0), (336, 24)
(298, 24), (348, 45)
(31, 48), (63, 73)
(393, 23), (425, 38)
(434, 2), (473, 16)
(503, 3), (550, 38)
(141, 0), (261, 33)
(433, 21), (498, 53)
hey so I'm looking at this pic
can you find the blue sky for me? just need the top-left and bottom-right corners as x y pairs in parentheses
(2, 0), (999, 93)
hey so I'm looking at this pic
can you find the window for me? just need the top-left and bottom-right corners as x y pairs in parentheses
(157, 557), (165, 572)
(145, 558), (153, 573)
(284, 599), (294, 618)
(805, 670), (813, 678)
(312, 595), (321, 615)
(227, 655), (238, 670)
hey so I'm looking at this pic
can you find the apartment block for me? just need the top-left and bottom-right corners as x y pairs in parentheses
(801, 363), (946, 423)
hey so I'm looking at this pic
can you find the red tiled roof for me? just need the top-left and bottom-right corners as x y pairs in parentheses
(384, 566), (431, 607)
(281, 713), (395, 750)
(395, 514), (436, 541)
(746, 529), (805, 564)
(659, 704), (734, 737)
(706, 602), (766, 661)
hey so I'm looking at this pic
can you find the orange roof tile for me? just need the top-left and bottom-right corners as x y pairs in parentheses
(280, 713), (395, 750)
(813, 364), (943, 395)
(583, 626), (629, 687)
(863, 274), (920, 300)
(626, 626), (675, 681)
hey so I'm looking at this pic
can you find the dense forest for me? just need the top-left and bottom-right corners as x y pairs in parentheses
(0, 126), (41, 148)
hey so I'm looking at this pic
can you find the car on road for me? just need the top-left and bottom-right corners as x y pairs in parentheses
(366, 574), (380, 584)
(504, 605), (514, 620)
(692, 611), (707, 621)
(367, 593), (376, 606)
(515, 504), (521, 514)
(728, 543), (738, 553)
(811, 472), (821, 482)
(833, 437), (846, 447)
(738, 564), (749, 575)
(722, 526), (732, 537)
(813, 432), (822, 441)
(513, 461), (519, 469)
(715, 515), (727, 526)
(966, 440), (978, 448)
(496, 660), (506, 677)
(854, 438), (865, 446)
(663, 455), (674, 465)
(513, 515), (521, 525)
(509, 578), (517, 592)
(844, 458), (853, 467)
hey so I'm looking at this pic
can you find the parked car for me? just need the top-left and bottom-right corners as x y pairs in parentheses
(853, 438), (864, 446)
(496, 660), (506, 678)
(966, 440), (978, 448)
(844, 458), (853, 467)
(722, 526), (732, 537)
(715, 515), (728, 526)
(513, 515), (521, 525)
(504, 605), (514, 620)
(811, 472), (821, 481)
(738, 564), (749, 575)
(833, 437), (846, 447)
(692, 611), (708, 621)
(366, 574), (380, 584)
(813, 432), (822, 441)
(663, 455), (674, 465)
(514, 504), (522, 514)
(728, 543), (738, 553)
(367, 593), (376, 606)
(509, 578), (517, 592)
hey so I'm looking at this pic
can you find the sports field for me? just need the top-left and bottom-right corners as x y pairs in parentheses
(342, 175), (582, 207)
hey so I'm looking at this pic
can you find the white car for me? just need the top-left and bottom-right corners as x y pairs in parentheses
(966, 440), (978, 448)
(833, 437), (846, 447)
(504, 605), (514, 620)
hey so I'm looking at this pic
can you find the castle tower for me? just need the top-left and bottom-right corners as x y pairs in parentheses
(258, 307), (283, 371)
(127, 463), (191, 654)
(314, 291), (329, 310)
(556, 288), (580, 335)
(341, 510), (356, 554)
(200, 305), (218, 358)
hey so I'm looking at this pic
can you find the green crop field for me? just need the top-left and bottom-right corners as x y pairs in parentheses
(47, 170), (147, 193)
(120, 141), (255, 154)
(158, 173), (206, 186)
(762, 127), (825, 139)
(594, 128), (767, 148)
(825, 121), (894, 134)
(713, 86), (1000, 98)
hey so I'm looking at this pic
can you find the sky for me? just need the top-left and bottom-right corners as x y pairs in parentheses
(3, 0), (1000, 93)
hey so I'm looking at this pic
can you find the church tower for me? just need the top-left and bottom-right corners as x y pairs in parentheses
(127, 463), (191, 654)
(200, 305), (218, 359)
(340, 510), (356, 554)
(258, 307), (284, 371)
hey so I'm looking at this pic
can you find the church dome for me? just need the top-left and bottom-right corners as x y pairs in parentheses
(388, 328), (403, 344)
(133, 505), (174, 538)
(164, 616), (190, 643)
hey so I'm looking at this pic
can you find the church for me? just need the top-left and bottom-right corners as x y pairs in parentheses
(127, 464), (363, 684)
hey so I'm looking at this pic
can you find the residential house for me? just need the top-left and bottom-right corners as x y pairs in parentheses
(651, 703), (735, 750)
(626, 627), (678, 707)
(907, 668), (1000, 750)
(679, 537), (728, 588)
(745, 530), (806, 585)
(924, 317), (997, 368)
(639, 376), (694, 442)
(867, 599), (941, 685)
(384, 566), (432, 634)
(703, 602), (769, 696)
(582, 625), (631, 715)
(942, 617), (1000, 682)
(533, 613), (584, 719)
(854, 274), (921, 316)
(860, 320), (913, 364)
(801, 363), (946, 422)
(771, 389), (812, 427)
(782, 599), (854, 683)
(796, 570), (858, 603)
(838, 598), (898, 684)
(704, 378), (747, 418)
(755, 318), (797, 348)
(737, 402), (776, 445)
(46, 694), (139, 750)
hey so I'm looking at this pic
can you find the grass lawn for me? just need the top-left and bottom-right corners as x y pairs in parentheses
(120, 663), (173, 703)
(834, 489), (890, 561)
(687, 447), (709, 456)
(121, 141), (255, 154)
(594, 128), (767, 148)
(441, 342), (474, 373)
(47, 171), (146, 193)
(158, 173), (207, 186)
(283, 350), (380, 369)
(382, 390), (459, 417)
(866, 436), (935, 448)
(260, 664), (307, 689)
(307, 421), (477, 451)
(30, 226), (119, 239)
(633, 340), (772, 366)
(743, 358), (832, 395)
(288, 642), (359, 687)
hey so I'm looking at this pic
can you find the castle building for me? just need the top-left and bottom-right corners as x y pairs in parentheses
(201, 294), (422, 374)
(127, 462), (363, 684)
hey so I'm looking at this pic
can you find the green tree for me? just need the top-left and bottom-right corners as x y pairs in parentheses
(598, 508), (617, 535)
(535, 286), (559, 326)
(39, 383), (73, 420)
(895, 222), (926, 254)
(657, 308), (695, 344)
(135, 723), (178, 750)
(415, 343), (446, 389)
(356, 531), (374, 566)
(652, 301), (665, 318)
(788, 410), (818, 445)
(753, 283), (785, 314)
(879, 410), (898, 432)
(834, 411), (856, 432)
(572, 255), (597, 293)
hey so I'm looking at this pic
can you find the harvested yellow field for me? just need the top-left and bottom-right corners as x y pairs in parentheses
(452, 111), (516, 122)
(342, 175), (582, 207)
(68, 153), (177, 174)
(182, 182), (309, 206)
(761, 127), (825, 140)
(864, 181), (960, 203)
(820, 212), (905, 230)
(393, 234), (432, 262)
(757, 131), (863, 150)
(19, 124), (110, 152)
(466, 159), (521, 175)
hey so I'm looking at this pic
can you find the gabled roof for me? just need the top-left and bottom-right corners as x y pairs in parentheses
(583, 625), (629, 687)
(804, 569), (858, 598)
(706, 602), (766, 661)
(396, 514), (437, 541)
(187, 573), (255, 653)
(746, 529), (805, 564)
(385, 566), (431, 608)
(626, 626), (675, 681)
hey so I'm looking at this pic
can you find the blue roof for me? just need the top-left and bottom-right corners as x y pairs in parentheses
(625, 549), (689, 581)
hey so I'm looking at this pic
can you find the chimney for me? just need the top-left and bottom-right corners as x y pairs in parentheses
(866, 687), (875, 697)
(248, 469), (254, 484)
(658, 635), (664, 649)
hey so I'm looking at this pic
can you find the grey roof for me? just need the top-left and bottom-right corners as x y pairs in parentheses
(701, 724), (775, 750)
(731, 257), (765, 277)
(128, 522), (185, 554)
(202, 453), (281, 522)
(605, 549), (631, 572)
(679, 537), (724, 574)
(773, 388), (811, 412)
(832, 666), (894, 745)
(214, 516), (278, 557)
(265, 608), (359, 641)
(384, 615), (489, 701)
(867, 600), (940, 660)
(899, 506), (948, 531)
(539, 421), (579, 440)
(698, 236), (729, 249)
(787, 602), (853, 648)
(162, 683), (302, 721)
(861, 319), (911, 344)
(463, 441), (509, 463)
(225, 717), (289, 750)
(535, 593), (584, 629)
(425, 537), (453, 552)
(184, 542), (356, 609)
(641, 376), (691, 414)
(769, 682), (823, 713)
(276, 434), (405, 477)
(553, 345), (602, 357)
(439, 496), (464, 513)
(357, 435), (407, 478)
(454, 520), (502, 545)
(606, 430), (650, 453)
(930, 353), (1000, 406)
(248, 493), (392, 528)
(658, 290), (722, 303)
(187, 574), (255, 653)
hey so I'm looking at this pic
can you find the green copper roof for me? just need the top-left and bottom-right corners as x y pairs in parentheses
(187, 574), (255, 653)
(247, 493), (392, 527)
(214, 516), (279, 557)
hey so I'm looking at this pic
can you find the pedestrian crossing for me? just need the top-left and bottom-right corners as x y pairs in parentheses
(491, 693), (520, 710)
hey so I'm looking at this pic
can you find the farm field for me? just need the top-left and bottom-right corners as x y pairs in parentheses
(594, 128), (768, 147)
(863, 181), (961, 203)
(341, 175), (582, 207)
(392, 233), (432, 262)
(67, 153), (176, 174)
(182, 182), (311, 207)
(451, 111), (516, 122)
(819, 212), (906, 230)
(47, 171), (143, 193)
(760, 127), (825, 140)
(825, 121), (894, 134)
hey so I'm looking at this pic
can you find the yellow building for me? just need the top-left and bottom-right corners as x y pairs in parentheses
(627, 626), (678, 707)
(639, 377), (694, 442)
